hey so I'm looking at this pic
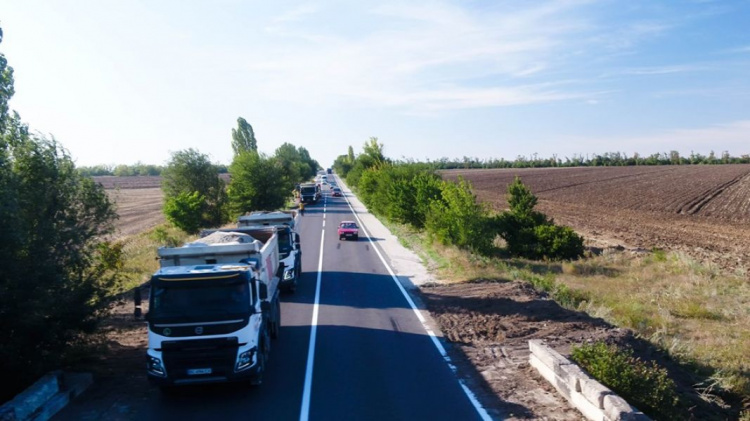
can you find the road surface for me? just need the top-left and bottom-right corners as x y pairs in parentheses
(55, 177), (490, 421)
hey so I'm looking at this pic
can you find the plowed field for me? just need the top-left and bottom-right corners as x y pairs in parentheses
(442, 165), (750, 274)
(95, 176), (165, 238)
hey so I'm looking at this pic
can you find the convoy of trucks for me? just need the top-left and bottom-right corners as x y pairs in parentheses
(146, 229), (282, 389)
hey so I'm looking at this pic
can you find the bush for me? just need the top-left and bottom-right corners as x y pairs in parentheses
(497, 177), (584, 260)
(425, 177), (496, 254)
(164, 191), (205, 234)
(571, 342), (680, 420)
(533, 224), (584, 260)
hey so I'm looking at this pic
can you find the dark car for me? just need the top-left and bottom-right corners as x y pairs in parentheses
(332, 187), (342, 197)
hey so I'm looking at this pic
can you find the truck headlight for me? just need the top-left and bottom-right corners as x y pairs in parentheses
(236, 347), (257, 372)
(147, 356), (166, 377)
(283, 268), (295, 280)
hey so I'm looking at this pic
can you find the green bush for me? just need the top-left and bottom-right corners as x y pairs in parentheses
(425, 177), (496, 254)
(164, 191), (205, 234)
(497, 177), (584, 260)
(571, 342), (680, 420)
(533, 224), (584, 260)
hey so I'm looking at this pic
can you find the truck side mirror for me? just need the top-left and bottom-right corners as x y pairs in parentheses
(259, 283), (268, 300)
(295, 233), (300, 244)
(260, 301), (271, 312)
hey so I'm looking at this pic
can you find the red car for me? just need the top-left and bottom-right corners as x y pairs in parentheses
(337, 221), (359, 241)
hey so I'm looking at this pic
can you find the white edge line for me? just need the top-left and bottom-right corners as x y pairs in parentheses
(299, 215), (326, 421)
(339, 176), (492, 421)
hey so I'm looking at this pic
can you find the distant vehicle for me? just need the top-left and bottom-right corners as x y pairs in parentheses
(299, 183), (321, 203)
(337, 221), (359, 241)
(332, 187), (342, 197)
(326, 168), (332, 174)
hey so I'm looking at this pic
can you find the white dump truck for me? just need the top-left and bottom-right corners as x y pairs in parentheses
(238, 211), (301, 292)
(145, 230), (281, 389)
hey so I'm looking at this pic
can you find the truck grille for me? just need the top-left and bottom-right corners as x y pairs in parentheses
(162, 337), (238, 381)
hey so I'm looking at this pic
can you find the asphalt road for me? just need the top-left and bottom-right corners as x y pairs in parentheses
(56, 179), (488, 421)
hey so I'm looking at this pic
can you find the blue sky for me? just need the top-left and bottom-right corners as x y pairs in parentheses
(2, 0), (749, 167)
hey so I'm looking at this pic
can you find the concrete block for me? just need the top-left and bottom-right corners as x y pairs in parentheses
(558, 361), (589, 393)
(603, 395), (650, 421)
(571, 389), (607, 421)
(29, 392), (69, 421)
(530, 354), (574, 401)
(10, 372), (61, 421)
(580, 376), (613, 409)
(528, 340), (568, 372)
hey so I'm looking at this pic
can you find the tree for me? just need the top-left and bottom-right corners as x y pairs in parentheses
(228, 151), (288, 214)
(497, 177), (583, 260)
(161, 148), (227, 230)
(1, 127), (121, 401)
(0, 27), (14, 133)
(231, 117), (257, 155)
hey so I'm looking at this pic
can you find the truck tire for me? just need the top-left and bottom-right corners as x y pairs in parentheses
(250, 327), (270, 386)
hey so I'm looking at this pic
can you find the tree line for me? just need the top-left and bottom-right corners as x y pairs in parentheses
(161, 117), (320, 234)
(414, 150), (750, 169)
(333, 138), (584, 260)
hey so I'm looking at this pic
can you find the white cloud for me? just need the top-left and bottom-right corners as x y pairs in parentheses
(233, 0), (610, 111)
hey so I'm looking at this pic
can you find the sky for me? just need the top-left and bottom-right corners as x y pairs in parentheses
(1, 0), (749, 167)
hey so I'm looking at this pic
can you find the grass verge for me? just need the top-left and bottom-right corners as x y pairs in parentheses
(379, 217), (750, 416)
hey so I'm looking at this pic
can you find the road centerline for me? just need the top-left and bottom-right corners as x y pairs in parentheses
(299, 204), (326, 421)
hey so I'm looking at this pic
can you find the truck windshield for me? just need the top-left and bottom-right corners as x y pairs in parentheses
(150, 281), (251, 320)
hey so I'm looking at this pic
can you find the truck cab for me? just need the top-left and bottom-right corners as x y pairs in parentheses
(146, 231), (281, 389)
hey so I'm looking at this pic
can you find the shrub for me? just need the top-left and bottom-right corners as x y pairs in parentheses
(571, 342), (680, 420)
(533, 224), (584, 260)
(164, 191), (205, 234)
(425, 177), (496, 254)
(497, 177), (584, 260)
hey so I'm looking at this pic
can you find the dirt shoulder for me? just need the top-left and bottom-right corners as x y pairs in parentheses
(418, 278), (736, 420)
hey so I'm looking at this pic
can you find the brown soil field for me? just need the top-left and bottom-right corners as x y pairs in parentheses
(442, 165), (750, 274)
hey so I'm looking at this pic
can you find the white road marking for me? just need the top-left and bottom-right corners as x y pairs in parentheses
(299, 223), (326, 421)
(340, 180), (492, 421)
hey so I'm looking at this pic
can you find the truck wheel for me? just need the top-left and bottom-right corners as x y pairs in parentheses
(250, 328), (270, 386)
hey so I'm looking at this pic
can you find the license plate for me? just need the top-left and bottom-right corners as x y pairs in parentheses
(187, 368), (212, 375)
